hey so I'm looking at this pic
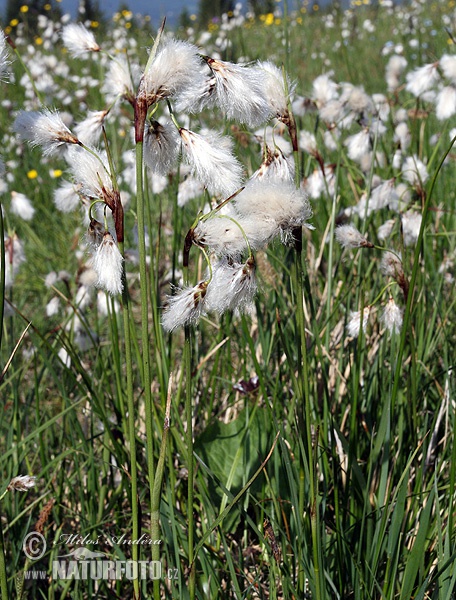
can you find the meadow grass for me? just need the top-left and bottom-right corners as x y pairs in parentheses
(0, 0), (455, 598)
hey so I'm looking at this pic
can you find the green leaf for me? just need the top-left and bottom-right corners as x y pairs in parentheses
(400, 487), (435, 600)
(194, 406), (273, 530)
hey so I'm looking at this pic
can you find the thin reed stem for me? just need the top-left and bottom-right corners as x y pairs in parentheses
(184, 325), (196, 598)
(181, 211), (196, 597)
(324, 157), (341, 351)
(135, 139), (156, 533)
(144, 175), (169, 402)
(151, 377), (173, 598)
(120, 278), (140, 599)
(286, 76), (324, 597)
(0, 505), (8, 600)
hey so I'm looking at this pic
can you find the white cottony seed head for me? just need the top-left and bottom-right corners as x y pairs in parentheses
(7, 475), (36, 492)
(401, 210), (422, 247)
(377, 219), (396, 241)
(346, 307), (370, 338)
(14, 109), (80, 155)
(440, 54), (456, 84)
(91, 231), (123, 296)
(144, 120), (180, 176)
(381, 297), (403, 335)
(177, 176), (205, 207)
(302, 166), (335, 200)
(0, 29), (11, 79)
(204, 57), (273, 127)
(86, 219), (106, 249)
(61, 23), (100, 57)
(385, 55), (408, 92)
(394, 122), (411, 151)
(193, 215), (253, 257)
(402, 155), (428, 189)
(251, 145), (295, 183)
(102, 55), (138, 103)
(2, 234), (25, 289)
(173, 66), (217, 114)
(74, 110), (109, 146)
(140, 39), (205, 105)
(179, 128), (244, 198)
(161, 281), (208, 332)
(206, 256), (257, 315)
(233, 179), (313, 241)
(380, 251), (404, 281)
(344, 128), (371, 162)
(10, 191), (35, 221)
(405, 63), (440, 97)
(312, 73), (339, 108)
(435, 86), (456, 121)
(66, 145), (113, 199)
(299, 130), (319, 156)
(335, 224), (372, 248)
(257, 60), (294, 119)
(53, 181), (81, 213)
(46, 296), (61, 317)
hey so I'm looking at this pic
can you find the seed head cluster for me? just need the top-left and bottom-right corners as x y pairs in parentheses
(4, 7), (454, 346)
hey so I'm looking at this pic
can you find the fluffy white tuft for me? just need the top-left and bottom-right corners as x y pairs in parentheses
(161, 281), (208, 332)
(10, 191), (35, 221)
(91, 232), (123, 296)
(381, 297), (403, 335)
(405, 63), (439, 97)
(61, 23), (100, 57)
(206, 256), (257, 315)
(66, 145), (112, 198)
(203, 57), (272, 127)
(140, 39), (205, 103)
(14, 108), (79, 155)
(346, 307), (370, 338)
(74, 110), (108, 146)
(179, 128), (244, 198)
(143, 120), (180, 175)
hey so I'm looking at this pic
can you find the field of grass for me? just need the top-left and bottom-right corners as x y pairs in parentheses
(0, 0), (455, 598)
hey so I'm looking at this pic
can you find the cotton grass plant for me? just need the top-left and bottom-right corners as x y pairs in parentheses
(0, 0), (455, 598)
